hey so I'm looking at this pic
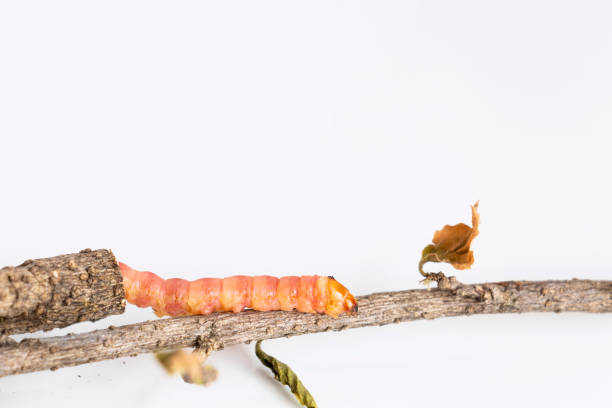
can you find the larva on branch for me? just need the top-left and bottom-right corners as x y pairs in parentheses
(119, 262), (358, 318)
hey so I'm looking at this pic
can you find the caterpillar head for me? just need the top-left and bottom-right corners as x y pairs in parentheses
(326, 276), (358, 317)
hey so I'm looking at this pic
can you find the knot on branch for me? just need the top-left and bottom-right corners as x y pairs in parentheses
(436, 275), (461, 291)
(455, 283), (518, 307)
(194, 335), (221, 355)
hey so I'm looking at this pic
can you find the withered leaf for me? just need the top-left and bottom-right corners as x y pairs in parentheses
(419, 201), (480, 281)
(156, 349), (218, 386)
(255, 340), (318, 408)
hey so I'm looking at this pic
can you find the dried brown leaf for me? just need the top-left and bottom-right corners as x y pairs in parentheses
(419, 201), (480, 283)
(156, 349), (218, 386)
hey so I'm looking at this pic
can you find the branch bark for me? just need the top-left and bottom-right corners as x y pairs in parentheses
(0, 249), (125, 335)
(1, 278), (611, 377)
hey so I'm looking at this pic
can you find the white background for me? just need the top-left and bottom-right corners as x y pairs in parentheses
(1, 1), (611, 407)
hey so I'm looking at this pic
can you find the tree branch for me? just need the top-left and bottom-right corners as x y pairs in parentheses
(0, 249), (125, 335)
(1, 278), (611, 378)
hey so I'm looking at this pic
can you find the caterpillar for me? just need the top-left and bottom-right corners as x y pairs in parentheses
(119, 262), (358, 318)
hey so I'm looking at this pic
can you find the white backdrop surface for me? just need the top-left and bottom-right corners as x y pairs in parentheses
(1, 1), (611, 407)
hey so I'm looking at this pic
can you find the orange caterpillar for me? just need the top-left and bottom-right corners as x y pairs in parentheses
(120, 262), (357, 318)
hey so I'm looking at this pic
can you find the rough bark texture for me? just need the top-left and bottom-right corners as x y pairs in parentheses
(1, 278), (611, 377)
(0, 249), (125, 335)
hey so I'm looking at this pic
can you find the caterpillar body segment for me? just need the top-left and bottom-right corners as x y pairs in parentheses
(119, 262), (357, 318)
